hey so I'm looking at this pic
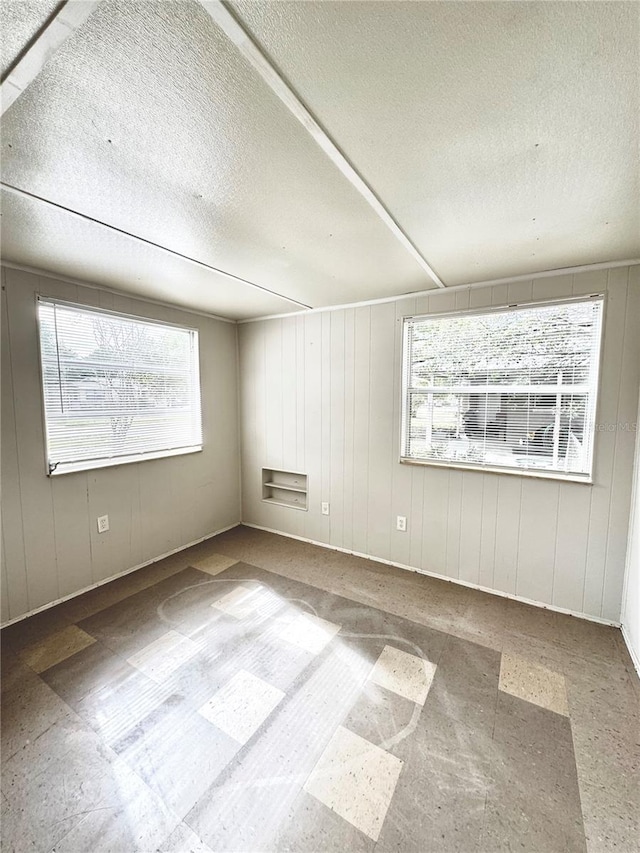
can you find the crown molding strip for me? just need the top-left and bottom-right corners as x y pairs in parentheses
(1, 182), (311, 311)
(1, 0), (103, 114)
(199, 0), (445, 289)
(238, 258), (640, 323)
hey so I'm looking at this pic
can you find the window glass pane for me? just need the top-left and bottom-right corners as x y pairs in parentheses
(403, 298), (602, 479)
(410, 301), (600, 389)
(407, 390), (591, 474)
(39, 300), (202, 473)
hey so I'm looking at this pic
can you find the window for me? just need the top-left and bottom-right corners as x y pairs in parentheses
(401, 297), (603, 481)
(38, 299), (202, 475)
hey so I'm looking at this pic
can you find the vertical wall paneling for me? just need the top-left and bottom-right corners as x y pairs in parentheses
(493, 476), (522, 595)
(366, 303), (395, 561)
(1, 278), (29, 618)
(239, 265), (640, 619)
(490, 284), (509, 307)
(1, 268), (241, 623)
(391, 298), (415, 568)
(478, 474), (499, 589)
(351, 307), (371, 553)
(295, 316), (306, 477)
(516, 478), (560, 603)
(602, 267), (640, 620)
(341, 309), (356, 553)
(239, 321), (255, 521)
(620, 389), (640, 661)
(421, 467), (449, 576)
(320, 312), (331, 542)
(572, 269), (608, 297)
(303, 313), (323, 542)
(507, 280), (534, 304)
(252, 318), (269, 530)
(469, 287), (494, 310)
(6, 273), (59, 609)
(329, 310), (346, 548)
(459, 473), (483, 585)
(281, 318), (298, 474)
(1, 530), (9, 623)
(445, 471), (464, 579)
(553, 483), (591, 612)
(583, 269), (628, 616)
(51, 471), (92, 597)
(265, 319), (283, 471)
(532, 275), (570, 302)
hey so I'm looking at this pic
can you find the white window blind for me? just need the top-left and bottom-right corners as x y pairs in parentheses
(38, 299), (203, 475)
(401, 297), (603, 481)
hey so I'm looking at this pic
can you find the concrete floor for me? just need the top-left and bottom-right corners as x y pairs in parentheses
(1, 525), (638, 852)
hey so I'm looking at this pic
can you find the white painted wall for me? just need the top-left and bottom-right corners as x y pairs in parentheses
(621, 391), (640, 669)
(239, 266), (640, 622)
(1, 267), (241, 624)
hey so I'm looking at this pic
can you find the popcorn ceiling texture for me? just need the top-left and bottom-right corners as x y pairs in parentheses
(1, 0), (428, 317)
(1, 1), (637, 318)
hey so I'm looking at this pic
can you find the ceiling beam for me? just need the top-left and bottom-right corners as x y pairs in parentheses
(1, 0), (103, 115)
(199, 0), (446, 289)
(0, 182), (312, 310)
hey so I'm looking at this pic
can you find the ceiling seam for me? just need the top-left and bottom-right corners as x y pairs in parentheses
(1, 0), (104, 114)
(1, 182), (312, 310)
(0, 261), (239, 324)
(198, 0), (446, 290)
(237, 259), (640, 324)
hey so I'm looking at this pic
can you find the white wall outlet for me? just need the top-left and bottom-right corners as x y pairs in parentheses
(97, 515), (110, 534)
(396, 515), (407, 532)
(321, 502), (330, 516)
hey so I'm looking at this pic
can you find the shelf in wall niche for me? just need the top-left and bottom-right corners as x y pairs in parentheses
(262, 468), (308, 511)
(263, 481), (307, 493)
(262, 496), (307, 511)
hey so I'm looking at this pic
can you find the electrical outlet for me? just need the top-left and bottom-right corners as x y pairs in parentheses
(321, 502), (330, 516)
(396, 515), (407, 532)
(97, 515), (109, 534)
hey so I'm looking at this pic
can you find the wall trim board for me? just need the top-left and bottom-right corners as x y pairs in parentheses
(0, 261), (238, 325)
(243, 523), (621, 628)
(239, 258), (640, 324)
(0, 522), (241, 629)
(4, 259), (638, 328)
(621, 623), (640, 678)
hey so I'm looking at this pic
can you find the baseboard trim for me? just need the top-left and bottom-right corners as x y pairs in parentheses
(243, 523), (620, 628)
(620, 623), (640, 677)
(1, 521), (241, 629)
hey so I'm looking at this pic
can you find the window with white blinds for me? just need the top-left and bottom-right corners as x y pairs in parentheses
(38, 299), (203, 475)
(401, 297), (603, 481)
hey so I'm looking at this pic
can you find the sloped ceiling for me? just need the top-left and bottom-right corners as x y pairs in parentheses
(1, 0), (638, 319)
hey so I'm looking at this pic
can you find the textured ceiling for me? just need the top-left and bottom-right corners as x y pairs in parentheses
(0, 0), (431, 316)
(0, 0), (61, 77)
(232, 0), (640, 286)
(1, 0), (638, 319)
(1, 188), (297, 319)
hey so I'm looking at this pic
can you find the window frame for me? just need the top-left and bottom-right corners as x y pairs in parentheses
(399, 294), (605, 484)
(36, 295), (204, 477)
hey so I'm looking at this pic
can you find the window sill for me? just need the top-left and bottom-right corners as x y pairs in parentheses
(399, 456), (593, 484)
(48, 445), (202, 476)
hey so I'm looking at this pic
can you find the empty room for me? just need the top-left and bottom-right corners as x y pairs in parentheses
(1, 1), (639, 851)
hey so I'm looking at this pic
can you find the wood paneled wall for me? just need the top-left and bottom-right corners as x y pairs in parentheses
(621, 391), (640, 665)
(1, 267), (241, 623)
(239, 266), (640, 622)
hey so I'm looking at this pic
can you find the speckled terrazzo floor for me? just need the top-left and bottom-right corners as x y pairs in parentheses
(1, 525), (638, 852)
